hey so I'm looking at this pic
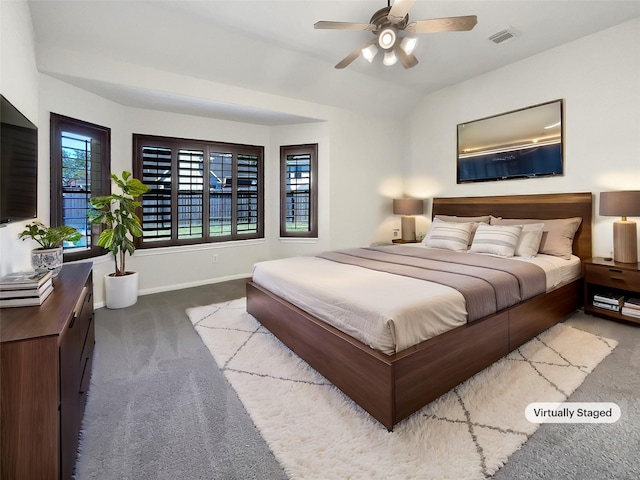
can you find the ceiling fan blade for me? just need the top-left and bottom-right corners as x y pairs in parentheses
(314, 21), (375, 31)
(388, 0), (416, 24)
(395, 44), (419, 69)
(334, 39), (377, 69)
(406, 15), (478, 34)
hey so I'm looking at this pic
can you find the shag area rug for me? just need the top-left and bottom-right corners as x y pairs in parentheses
(187, 298), (617, 480)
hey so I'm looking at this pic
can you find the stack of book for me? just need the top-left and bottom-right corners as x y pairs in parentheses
(0, 271), (54, 308)
(592, 292), (624, 312)
(621, 298), (640, 318)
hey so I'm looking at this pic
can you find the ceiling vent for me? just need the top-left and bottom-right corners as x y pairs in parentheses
(488, 27), (520, 45)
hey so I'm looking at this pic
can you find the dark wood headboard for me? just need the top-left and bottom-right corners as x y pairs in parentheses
(431, 192), (593, 261)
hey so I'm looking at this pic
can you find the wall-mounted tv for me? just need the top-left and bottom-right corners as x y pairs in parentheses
(457, 99), (564, 183)
(1, 94), (38, 225)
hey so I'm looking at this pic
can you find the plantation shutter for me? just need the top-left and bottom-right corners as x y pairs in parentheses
(177, 149), (204, 240)
(51, 113), (111, 262)
(140, 146), (172, 243)
(134, 134), (263, 247)
(209, 152), (233, 238)
(236, 153), (260, 236)
(280, 144), (318, 238)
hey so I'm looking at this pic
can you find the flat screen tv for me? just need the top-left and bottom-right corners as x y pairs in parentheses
(457, 100), (563, 183)
(1, 94), (38, 225)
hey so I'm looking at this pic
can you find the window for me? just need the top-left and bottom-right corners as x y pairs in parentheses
(280, 144), (318, 238)
(133, 135), (264, 247)
(50, 114), (111, 261)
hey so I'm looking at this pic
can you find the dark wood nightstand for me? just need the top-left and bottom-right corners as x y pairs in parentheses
(392, 239), (418, 244)
(583, 257), (640, 325)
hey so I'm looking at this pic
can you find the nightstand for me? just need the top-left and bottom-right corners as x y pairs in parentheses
(392, 239), (418, 244)
(583, 257), (640, 325)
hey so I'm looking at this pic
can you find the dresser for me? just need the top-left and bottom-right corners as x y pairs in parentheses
(1, 263), (94, 480)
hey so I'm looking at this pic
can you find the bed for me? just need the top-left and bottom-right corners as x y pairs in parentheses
(246, 193), (593, 430)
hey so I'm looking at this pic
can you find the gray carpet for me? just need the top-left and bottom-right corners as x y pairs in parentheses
(75, 279), (639, 479)
(74, 279), (287, 480)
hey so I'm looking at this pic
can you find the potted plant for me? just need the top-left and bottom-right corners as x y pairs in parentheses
(18, 221), (82, 276)
(89, 171), (150, 309)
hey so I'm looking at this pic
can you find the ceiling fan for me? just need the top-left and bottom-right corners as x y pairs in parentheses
(314, 0), (477, 69)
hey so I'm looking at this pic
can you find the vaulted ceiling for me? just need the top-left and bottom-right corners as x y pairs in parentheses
(28, 1), (640, 123)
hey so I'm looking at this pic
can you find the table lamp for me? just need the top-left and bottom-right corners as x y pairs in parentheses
(599, 190), (640, 263)
(393, 198), (424, 242)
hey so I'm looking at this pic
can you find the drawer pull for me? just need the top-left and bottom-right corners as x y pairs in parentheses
(70, 287), (90, 328)
(608, 268), (623, 273)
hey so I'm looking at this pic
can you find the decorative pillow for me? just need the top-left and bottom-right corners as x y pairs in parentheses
(490, 217), (582, 260)
(469, 223), (523, 257)
(434, 214), (491, 245)
(514, 223), (545, 258)
(426, 221), (473, 252)
(421, 217), (443, 245)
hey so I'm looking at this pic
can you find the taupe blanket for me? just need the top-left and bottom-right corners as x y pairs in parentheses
(317, 246), (546, 322)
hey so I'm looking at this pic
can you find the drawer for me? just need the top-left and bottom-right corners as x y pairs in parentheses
(79, 313), (95, 376)
(585, 264), (640, 292)
(75, 287), (93, 337)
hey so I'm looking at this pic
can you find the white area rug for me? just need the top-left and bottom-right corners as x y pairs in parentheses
(187, 298), (617, 480)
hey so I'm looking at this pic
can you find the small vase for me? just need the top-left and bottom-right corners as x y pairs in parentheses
(31, 247), (64, 276)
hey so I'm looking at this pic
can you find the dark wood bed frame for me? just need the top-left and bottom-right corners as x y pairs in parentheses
(246, 192), (593, 430)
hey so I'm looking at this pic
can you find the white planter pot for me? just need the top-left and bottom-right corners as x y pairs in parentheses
(31, 247), (64, 276)
(104, 271), (139, 309)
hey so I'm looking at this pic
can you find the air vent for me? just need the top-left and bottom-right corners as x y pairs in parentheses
(488, 27), (520, 45)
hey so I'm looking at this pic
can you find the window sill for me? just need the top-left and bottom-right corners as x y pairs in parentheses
(278, 237), (319, 244)
(135, 238), (266, 257)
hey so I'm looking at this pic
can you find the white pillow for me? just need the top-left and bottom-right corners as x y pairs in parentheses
(421, 217), (443, 245)
(515, 223), (544, 258)
(426, 221), (472, 252)
(434, 214), (491, 246)
(470, 223), (523, 257)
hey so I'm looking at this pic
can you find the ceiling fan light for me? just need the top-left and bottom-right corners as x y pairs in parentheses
(362, 44), (378, 62)
(400, 36), (418, 55)
(378, 28), (396, 49)
(383, 50), (397, 66)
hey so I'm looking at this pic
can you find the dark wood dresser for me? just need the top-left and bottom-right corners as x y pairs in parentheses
(1, 263), (94, 480)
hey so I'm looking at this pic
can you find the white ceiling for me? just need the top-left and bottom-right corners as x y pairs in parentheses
(28, 1), (640, 124)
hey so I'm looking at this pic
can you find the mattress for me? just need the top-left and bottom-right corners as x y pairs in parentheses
(251, 248), (581, 355)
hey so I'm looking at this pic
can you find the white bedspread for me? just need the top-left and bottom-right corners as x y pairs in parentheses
(251, 250), (580, 355)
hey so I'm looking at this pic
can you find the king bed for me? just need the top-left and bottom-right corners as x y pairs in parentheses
(246, 193), (593, 430)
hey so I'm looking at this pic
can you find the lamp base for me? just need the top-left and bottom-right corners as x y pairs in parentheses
(613, 220), (638, 263)
(401, 216), (416, 242)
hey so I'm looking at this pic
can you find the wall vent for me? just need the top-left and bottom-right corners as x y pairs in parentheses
(488, 27), (519, 45)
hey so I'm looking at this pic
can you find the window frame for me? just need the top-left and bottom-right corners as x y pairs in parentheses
(133, 134), (264, 248)
(50, 113), (111, 262)
(279, 144), (318, 238)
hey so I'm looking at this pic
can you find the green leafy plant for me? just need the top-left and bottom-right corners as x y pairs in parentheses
(89, 171), (150, 277)
(18, 221), (82, 249)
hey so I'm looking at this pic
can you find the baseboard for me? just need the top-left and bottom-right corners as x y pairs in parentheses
(93, 272), (251, 309)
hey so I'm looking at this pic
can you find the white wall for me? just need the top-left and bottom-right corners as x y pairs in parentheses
(405, 18), (640, 258)
(0, 0), (40, 277)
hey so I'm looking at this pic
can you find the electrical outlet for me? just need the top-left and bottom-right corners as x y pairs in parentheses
(393, 229), (399, 238)
(212, 254), (218, 263)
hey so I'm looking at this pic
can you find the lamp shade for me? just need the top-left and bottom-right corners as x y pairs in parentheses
(393, 198), (423, 215)
(599, 191), (640, 217)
